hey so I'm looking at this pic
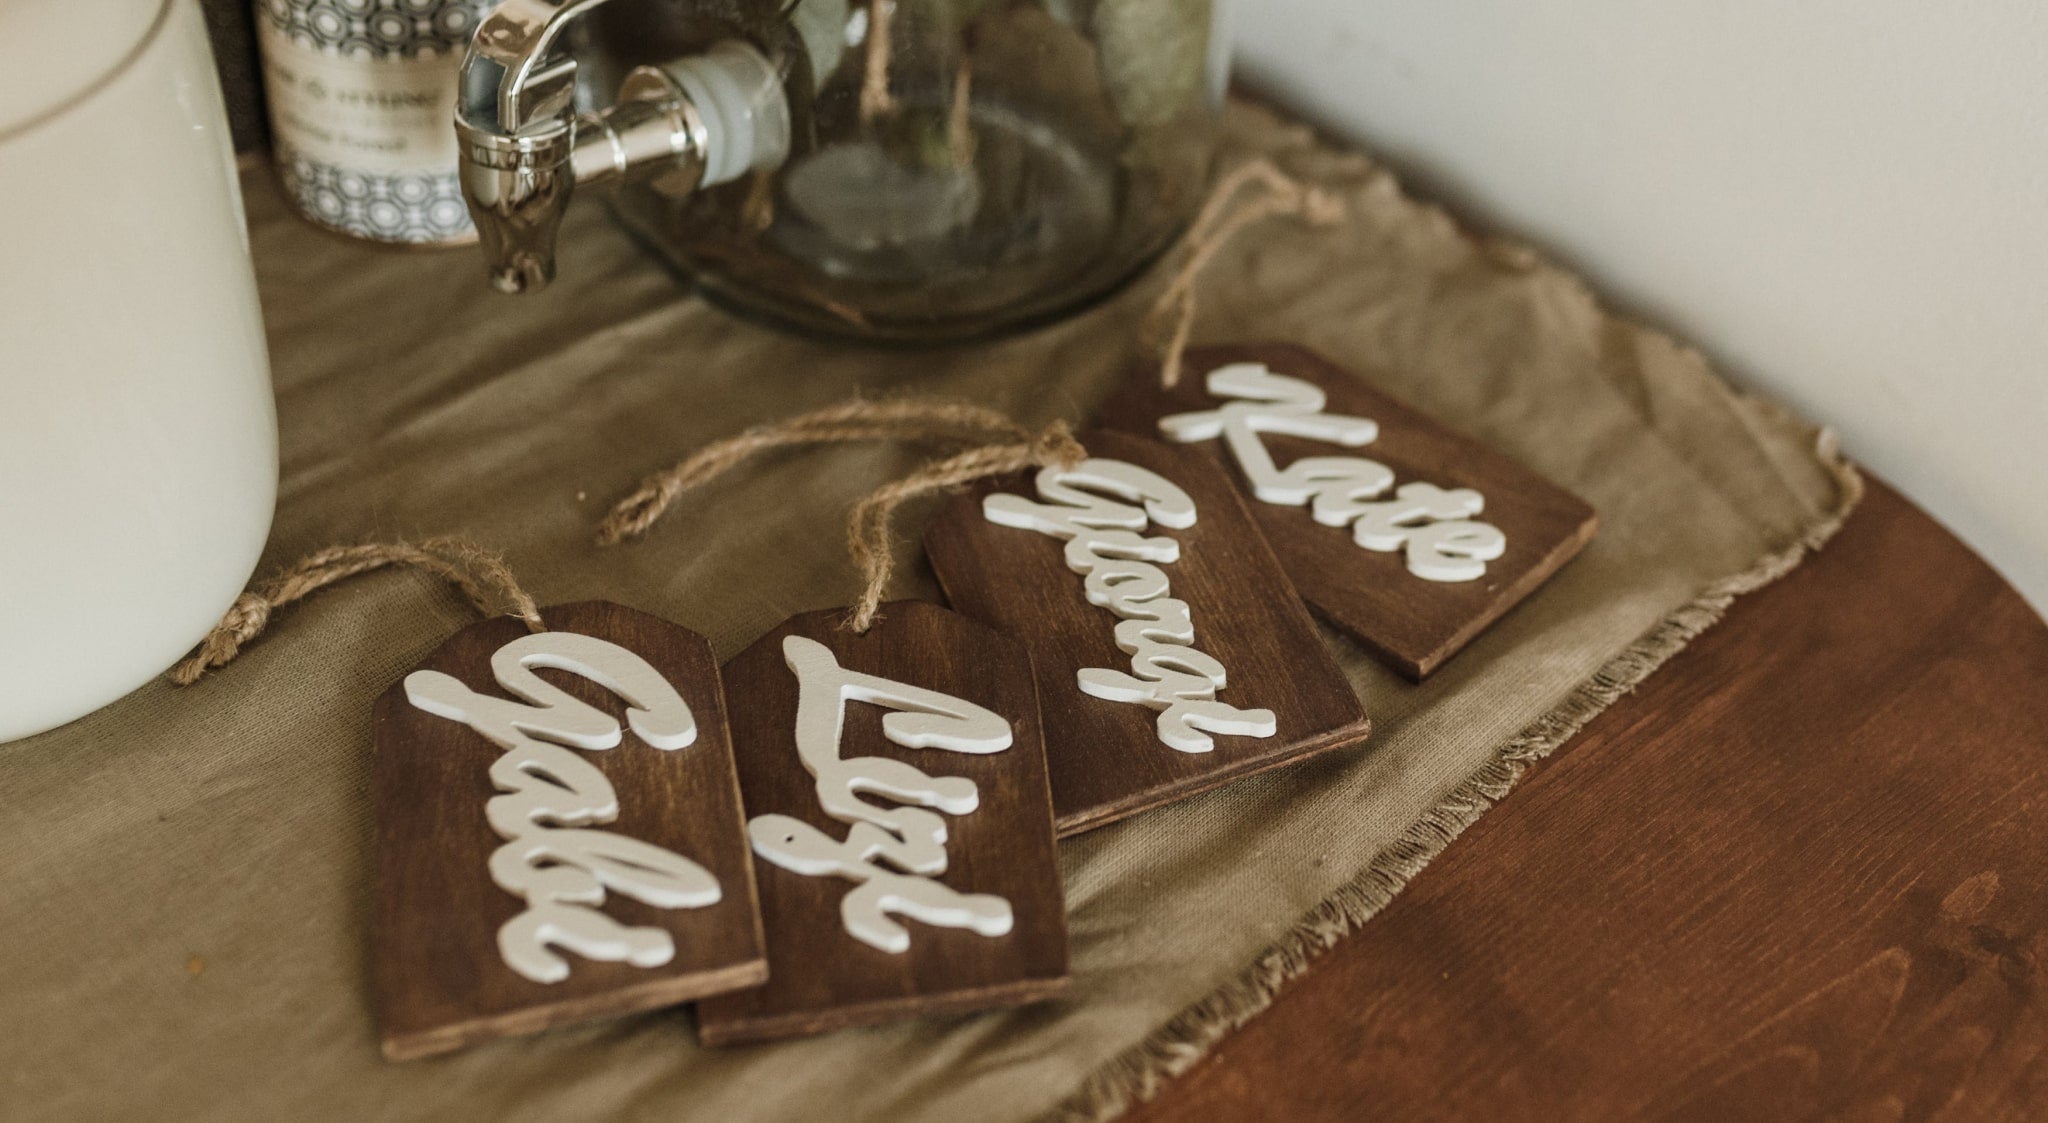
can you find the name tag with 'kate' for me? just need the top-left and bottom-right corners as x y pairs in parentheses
(1104, 345), (1598, 679)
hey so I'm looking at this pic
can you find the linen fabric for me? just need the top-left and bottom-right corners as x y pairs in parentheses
(0, 103), (1854, 1120)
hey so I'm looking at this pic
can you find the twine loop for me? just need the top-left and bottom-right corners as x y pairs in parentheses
(1144, 157), (1347, 389)
(599, 399), (1084, 633)
(843, 418), (1083, 632)
(171, 538), (543, 685)
(598, 399), (1034, 546)
(860, 0), (896, 121)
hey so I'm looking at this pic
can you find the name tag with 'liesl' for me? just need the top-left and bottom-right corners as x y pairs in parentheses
(371, 601), (765, 1062)
(696, 602), (1068, 1046)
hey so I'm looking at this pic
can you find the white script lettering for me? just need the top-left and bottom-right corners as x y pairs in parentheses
(983, 457), (1278, 753)
(747, 636), (1014, 953)
(405, 632), (720, 985)
(1158, 363), (1507, 582)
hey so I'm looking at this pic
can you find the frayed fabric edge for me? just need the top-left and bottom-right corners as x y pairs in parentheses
(1046, 430), (1865, 1122)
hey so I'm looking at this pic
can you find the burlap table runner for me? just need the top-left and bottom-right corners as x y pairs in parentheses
(0, 102), (1857, 1120)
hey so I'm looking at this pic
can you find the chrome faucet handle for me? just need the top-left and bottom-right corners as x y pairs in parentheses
(464, 0), (606, 132)
(454, 1), (785, 295)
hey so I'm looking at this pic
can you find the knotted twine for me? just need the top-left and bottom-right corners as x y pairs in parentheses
(1142, 157), (1347, 390)
(598, 398), (1085, 633)
(170, 538), (543, 685)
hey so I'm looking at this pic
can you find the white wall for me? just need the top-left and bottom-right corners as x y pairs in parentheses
(1237, 1), (2048, 612)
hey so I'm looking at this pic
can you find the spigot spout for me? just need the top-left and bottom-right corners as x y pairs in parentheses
(456, 119), (575, 294)
(454, 0), (609, 295)
(455, 0), (791, 294)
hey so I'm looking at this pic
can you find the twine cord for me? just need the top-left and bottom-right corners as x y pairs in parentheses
(599, 399), (1040, 544)
(843, 420), (1083, 632)
(947, 52), (976, 167)
(1143, 158), (1347, 389)
(598, 399), (1083, 633)
(169, 539), (543, 686)
(860, 0), (896, 121)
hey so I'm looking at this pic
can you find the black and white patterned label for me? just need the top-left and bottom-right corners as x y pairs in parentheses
(256, 1), (485, 243)
(256, 0), (482, 59)
(277, 153), (475, 242)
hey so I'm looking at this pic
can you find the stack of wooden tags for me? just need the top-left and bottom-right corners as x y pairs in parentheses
(368, 347), (1594, 1060)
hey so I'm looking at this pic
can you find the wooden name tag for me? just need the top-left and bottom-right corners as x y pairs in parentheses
(924, 429), (1372, 836)
(696, 602), (1068, 1046)
(1102, 344), (1598, 679)
(371, 601), (765, 1061)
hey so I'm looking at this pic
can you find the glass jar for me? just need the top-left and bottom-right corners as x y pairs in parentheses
(470, 0), (1227, 343)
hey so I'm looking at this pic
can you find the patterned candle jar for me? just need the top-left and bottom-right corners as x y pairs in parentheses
(254, 0), (485, 245)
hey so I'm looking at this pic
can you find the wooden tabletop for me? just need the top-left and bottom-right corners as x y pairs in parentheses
(1130, 479), (2048, 1120)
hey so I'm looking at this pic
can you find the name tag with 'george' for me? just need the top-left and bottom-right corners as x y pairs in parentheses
(925, 430), (1371, 836)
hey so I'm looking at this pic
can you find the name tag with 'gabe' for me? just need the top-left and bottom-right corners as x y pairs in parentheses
(371, 601), (765, 1062)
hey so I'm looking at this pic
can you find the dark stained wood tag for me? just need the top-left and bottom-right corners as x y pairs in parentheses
(923, 429), (1372, 836)
(695, 601), (1068, 1046)
(1101, 344), (1599, 680)
(371, 600), (766, 1061)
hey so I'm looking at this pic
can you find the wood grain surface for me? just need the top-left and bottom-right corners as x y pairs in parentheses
(370, 601), (765, 1062)
(696, 602), (1068, 1046)
(1127, 480), (2048, 1120)
(1101, 344), (1598, 680)
(925, 430), (1372, 836)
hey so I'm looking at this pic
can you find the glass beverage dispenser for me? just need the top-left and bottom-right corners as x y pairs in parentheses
(456, 0), (1226, 341)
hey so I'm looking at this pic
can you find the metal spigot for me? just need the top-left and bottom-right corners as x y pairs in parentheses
(455, 0), (787, 294)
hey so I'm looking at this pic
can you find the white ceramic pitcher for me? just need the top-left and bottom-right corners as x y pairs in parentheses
(0, 0), (277, 741)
